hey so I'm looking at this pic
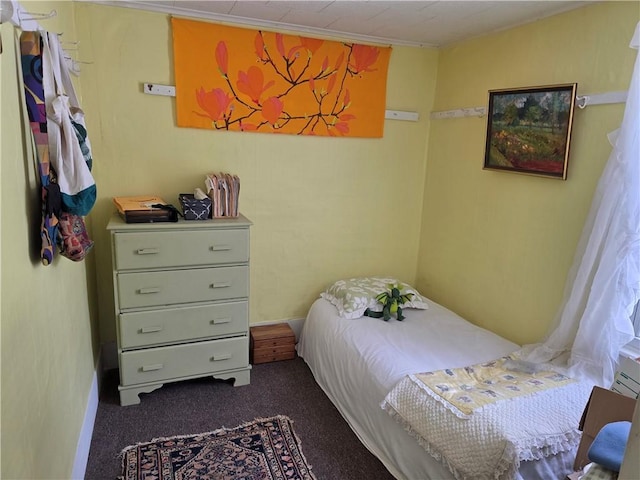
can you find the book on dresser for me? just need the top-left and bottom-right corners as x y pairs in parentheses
(107, 213), (252, 406)
(112, 195), (179, 223)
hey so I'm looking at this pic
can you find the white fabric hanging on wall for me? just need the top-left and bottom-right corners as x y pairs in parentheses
(521, 22), (640, 388)
(41, 31), (96, 216)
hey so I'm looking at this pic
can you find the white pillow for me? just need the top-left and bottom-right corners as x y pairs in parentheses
(320, 277), (429, 319)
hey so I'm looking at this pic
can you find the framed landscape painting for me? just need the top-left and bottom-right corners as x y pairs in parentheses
(483, 83), (577, 180)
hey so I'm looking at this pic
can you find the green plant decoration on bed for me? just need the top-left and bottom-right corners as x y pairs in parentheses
(364, 283), (414, 321)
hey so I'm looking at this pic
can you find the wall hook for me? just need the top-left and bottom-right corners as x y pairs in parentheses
(64, 54), (93, 65)
(19, 8), (56, 20)
(60, 38), (81, 50)
(576, 96), (589, 109)
(9, 2), (58, 31)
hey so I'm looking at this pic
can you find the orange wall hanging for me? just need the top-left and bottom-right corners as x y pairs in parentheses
(171, 18), (391, 138)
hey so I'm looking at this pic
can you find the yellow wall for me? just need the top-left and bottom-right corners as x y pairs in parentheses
(416, 2), (639, 345)
(0, 2), (637, 477)
(0, 2), (99, 478)
(72, 3), (440, 343)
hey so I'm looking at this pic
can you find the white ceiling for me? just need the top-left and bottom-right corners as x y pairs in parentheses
(99, 0), (595, 47)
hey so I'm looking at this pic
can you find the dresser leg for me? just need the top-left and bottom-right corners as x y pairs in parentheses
(119, 383), (164, 406)
(213, 367), (251, 387)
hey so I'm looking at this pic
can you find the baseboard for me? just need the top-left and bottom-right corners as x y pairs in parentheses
(74, 320), (305, 477)
(71, 369), (99, 479)
(251, 318), (305, 340)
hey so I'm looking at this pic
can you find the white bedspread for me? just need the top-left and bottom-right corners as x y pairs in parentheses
(298, 298), (583, 480)
(382, 374), (592, 480)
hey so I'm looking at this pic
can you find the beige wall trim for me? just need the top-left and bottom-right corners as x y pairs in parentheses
(71, 370), (99, 480)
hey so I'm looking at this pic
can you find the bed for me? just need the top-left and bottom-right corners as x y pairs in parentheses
(297, 290), (593, 480)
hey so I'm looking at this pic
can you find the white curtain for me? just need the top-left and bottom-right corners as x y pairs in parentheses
(521, 22), (640, 388)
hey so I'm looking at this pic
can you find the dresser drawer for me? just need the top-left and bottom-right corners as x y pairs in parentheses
(120, 337), (248, 385)
(118, 266), (248, 309)
(119, 301), (248, 349)
(114, 229), (248, 270)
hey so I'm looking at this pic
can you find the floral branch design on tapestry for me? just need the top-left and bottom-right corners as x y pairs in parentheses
(172, 19), (391, 138)
(197, 35), (380, 135)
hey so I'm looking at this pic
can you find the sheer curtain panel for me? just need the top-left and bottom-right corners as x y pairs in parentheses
(522, 22), (640, 388)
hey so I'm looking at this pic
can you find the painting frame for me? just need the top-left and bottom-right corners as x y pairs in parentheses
(483, 83), (577, 180)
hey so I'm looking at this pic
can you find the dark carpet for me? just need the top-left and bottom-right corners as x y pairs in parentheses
(85, 357), (396, 480)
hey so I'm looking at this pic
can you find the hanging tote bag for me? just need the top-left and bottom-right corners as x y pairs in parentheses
(42, 32), (96, 216)
(41, 33), (94, 261)
(57, 212), (94, 261)
(19, 31), (60, 265)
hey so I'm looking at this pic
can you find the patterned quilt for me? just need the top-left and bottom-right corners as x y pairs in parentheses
(413, 355), (576, 417)
(382, 357), (593, 480)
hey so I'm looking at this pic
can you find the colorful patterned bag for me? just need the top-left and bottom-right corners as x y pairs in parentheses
(20, 31), (95, 264)
(20, 31), (59, 265)
(57, 213), (94, 261)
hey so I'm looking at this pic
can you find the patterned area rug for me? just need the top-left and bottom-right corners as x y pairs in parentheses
(119, 415), (317, 480)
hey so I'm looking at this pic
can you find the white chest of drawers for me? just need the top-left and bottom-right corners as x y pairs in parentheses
(107, 214), (252, 406)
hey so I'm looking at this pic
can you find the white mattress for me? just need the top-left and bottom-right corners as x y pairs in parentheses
(297, 298), (579, 480)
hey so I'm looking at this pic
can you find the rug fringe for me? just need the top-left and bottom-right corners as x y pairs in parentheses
(276, 415), (319, 480)
(118, 414), (293, 457)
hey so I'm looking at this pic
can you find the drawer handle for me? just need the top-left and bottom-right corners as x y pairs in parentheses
(138, 287), (160, 294)
(136, 248), (160, 255)
(141, 364), (163, 372)
(140, 325), (163, 333)
(211, 353), (232, 362)
(211, 318), (232, 325)
(210, 245), (232, 252)
(210, 282), (231, 289)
